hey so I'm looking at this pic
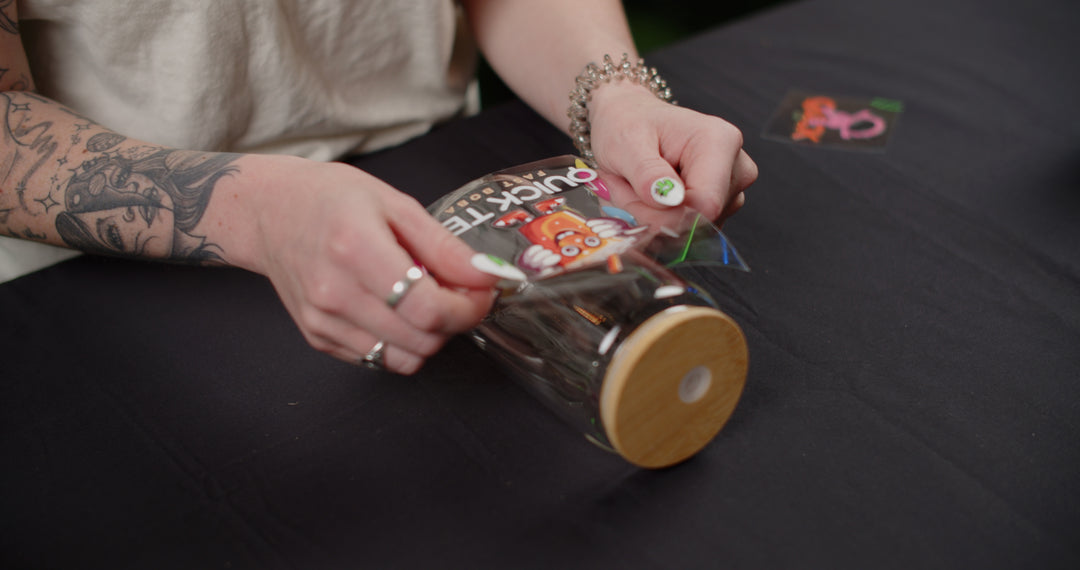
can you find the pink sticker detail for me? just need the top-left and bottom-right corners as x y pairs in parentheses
(586, 178), (611, 201)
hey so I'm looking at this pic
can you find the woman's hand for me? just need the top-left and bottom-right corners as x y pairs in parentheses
(586, 82), (758, 224)
(233, 155), (497, 374)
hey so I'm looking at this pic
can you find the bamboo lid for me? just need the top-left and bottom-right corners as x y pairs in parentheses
(600, 306), (748, 468)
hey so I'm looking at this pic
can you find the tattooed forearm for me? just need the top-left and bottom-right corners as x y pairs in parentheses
(1, 90), (242, 265)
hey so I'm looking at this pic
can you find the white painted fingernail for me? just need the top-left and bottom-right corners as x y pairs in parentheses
(654, 284), (686, 299)
(471, 253), (527, 282)
(650, 177), (685, 206)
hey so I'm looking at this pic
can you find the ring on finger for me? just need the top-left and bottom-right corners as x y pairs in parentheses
(359, 340), (387, 370)
(386, 266), (424, 308)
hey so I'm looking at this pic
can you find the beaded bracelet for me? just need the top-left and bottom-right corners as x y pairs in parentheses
(567, 53), (676, 166)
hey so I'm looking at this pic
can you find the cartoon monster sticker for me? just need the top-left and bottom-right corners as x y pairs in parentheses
(494, 196), (638, 276)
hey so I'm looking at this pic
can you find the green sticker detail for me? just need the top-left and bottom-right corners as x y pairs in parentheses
(654, 178), (675, 197)
(870, 98), (904, 113)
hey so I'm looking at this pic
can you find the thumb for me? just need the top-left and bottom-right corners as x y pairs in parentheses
(601, 140), (686, 209)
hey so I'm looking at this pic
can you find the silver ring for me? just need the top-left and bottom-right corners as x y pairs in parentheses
(386, 265), (424, 308)
(359, 340), (386, 370)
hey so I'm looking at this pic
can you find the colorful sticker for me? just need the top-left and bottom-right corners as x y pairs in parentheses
(429, 156), (750, 285)
(432, 157), (642, 281)
(763, 90), (903, 151)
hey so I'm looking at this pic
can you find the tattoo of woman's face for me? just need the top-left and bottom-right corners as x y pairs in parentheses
(55, 148), (238, 263)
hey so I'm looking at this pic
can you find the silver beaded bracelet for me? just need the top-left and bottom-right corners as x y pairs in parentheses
(567, 53), (676, 165)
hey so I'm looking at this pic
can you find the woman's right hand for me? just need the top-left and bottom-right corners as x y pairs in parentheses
(226, 155), (498, 374)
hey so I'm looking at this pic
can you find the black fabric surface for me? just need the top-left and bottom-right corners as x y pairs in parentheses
(3, 0), (1078, 568)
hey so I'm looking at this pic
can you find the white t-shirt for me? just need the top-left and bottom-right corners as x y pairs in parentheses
(2, 0), (478, 282)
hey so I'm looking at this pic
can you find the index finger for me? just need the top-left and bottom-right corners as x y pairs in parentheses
(385, 192), (499, 291)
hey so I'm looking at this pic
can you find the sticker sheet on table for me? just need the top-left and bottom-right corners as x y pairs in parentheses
(763, 90), (904, 151)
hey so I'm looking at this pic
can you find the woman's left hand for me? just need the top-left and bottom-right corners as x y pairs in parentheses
(586, 81), (758, 224)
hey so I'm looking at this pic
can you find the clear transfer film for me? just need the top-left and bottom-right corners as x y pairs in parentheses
(429, 156), (750, 467)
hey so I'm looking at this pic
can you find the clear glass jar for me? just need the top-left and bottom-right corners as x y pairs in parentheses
(429, 156), (749, 467)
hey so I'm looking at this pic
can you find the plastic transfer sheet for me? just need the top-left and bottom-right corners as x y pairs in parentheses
(431, 155), (748, 282)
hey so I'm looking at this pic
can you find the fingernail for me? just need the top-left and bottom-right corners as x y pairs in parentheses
(650, 177), (685, 207)
(471, 253), (527, 282)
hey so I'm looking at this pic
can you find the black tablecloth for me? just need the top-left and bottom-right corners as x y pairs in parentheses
(4, 0), (1078, 568)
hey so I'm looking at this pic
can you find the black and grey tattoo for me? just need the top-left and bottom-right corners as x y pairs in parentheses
(1, 91), (241, 264)
(0, 0), (18, 35)
(1, 92), (57, 213)
(55, 147), (239, 262)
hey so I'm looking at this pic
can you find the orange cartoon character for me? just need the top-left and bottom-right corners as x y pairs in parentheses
(791, 95), (836, 143)
(493, 197), (636, 276)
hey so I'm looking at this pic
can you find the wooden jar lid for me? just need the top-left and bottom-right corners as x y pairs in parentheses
(600, 306), (748, 468)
